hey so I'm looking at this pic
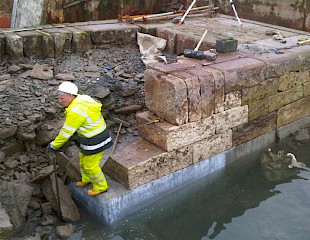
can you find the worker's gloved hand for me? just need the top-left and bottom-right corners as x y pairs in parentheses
(46, 143), (57, 152)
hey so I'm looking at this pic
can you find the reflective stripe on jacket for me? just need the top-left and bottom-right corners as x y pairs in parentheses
(51, 95), (112, 155)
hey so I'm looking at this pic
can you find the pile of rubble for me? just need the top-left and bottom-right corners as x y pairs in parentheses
(0, 44), (176, 239)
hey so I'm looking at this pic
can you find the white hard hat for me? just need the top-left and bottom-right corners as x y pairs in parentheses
(57, 81), (78, 95)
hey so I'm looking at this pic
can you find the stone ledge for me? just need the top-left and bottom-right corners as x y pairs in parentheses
(103, 139), (193, 189)
(136, 111), (216, 152)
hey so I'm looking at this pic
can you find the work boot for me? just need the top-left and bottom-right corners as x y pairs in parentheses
(75, 181), (90, 188)
(87, 188), (108, 196)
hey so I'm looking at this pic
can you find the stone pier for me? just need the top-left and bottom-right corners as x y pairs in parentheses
(1, 14), (310, 225)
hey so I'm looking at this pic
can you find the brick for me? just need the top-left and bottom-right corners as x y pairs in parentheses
(192, 130), (232, 163)
(136, 111), (216, 152)
(103, 139), (193, 189)
(144, 69), (188, 125)
(210, 57), (267, 93)
(232, 112), (276, 146)
(213, 105), (248, 133)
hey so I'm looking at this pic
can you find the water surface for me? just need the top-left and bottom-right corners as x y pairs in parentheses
(77, 138), (310, 240)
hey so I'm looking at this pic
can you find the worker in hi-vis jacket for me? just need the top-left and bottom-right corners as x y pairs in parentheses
(47, 81), (113, 196)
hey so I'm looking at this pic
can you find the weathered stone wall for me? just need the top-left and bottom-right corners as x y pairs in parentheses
(216, 0), (310, 32)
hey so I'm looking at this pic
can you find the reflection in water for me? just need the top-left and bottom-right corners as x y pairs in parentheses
(76, 137), (310, 240)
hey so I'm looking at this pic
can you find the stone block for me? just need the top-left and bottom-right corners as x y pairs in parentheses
(253, 51), (303, 78)
(0, 34), (6, 62)
(304, 81), (310, 97)
(210, 57), (267, 93)
(77, 23), (140, 45)
(224, 91), (241, 110)
(43, 28), (73, 59)
(171, 71), (202, 122)
(248, 97), (270, 121)
(156, 27), (178, 53)
(136, 111), (216, 152)
(17, 31), (43, 57)
(103, 139), (193, 189)
(65, 27), (92, 53)
(232, 112), (276, 146)
(147, 61), (197, 74)
(242, 77), (279, 105)
(213, 105), (248, 133)
(187, 67), (217, 117)
(5, 33), (24, 63)
(277, 96), (310, 128)
(278, 71), (310, 92)
(37, 31), (55, 58)
(144, 69), (188, 125)
(268, 85), (303, 113)
(192, 130), (232, 163)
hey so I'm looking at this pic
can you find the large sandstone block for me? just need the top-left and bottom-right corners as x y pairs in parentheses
(144, 69), (188, 125)
(192, 130), (232, 163)
(213, 105), (248, 133)
(248, 85), (304, 121)
(136, 111), (216, 152)
(277, 96), (310, 128)
(77, 23), (140, 45)
(248, 97), (270, 121)
(210, 57), (267, 93)
(17, 31), (43, 57)
(147, 61), (197, 74)
(268, 85), (303, 113)
(156, 27), (178, 53)
(187, 67), (218, 116)
(254, 50), (305, 78)
(278, 71), (310, 92)
(171, 71), (202, 122)
(37, 30), (55, 58)
(242, 77), (279, 105)
(43, 28), (73, 59)
(224, 91), (241, 110)
(103, 139), (193, 189)
(65, 27), (92, 53)
(5, 33), (24, 63)
(232, 112), (276, 146)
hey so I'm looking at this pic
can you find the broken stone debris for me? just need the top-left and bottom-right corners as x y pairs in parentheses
(0, 43), (177, 238)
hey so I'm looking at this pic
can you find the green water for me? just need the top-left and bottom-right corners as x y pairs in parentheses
(76, 138), (310, 240)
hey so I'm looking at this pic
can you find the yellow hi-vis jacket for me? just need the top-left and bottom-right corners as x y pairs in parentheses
(51, 95), (113, 155)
